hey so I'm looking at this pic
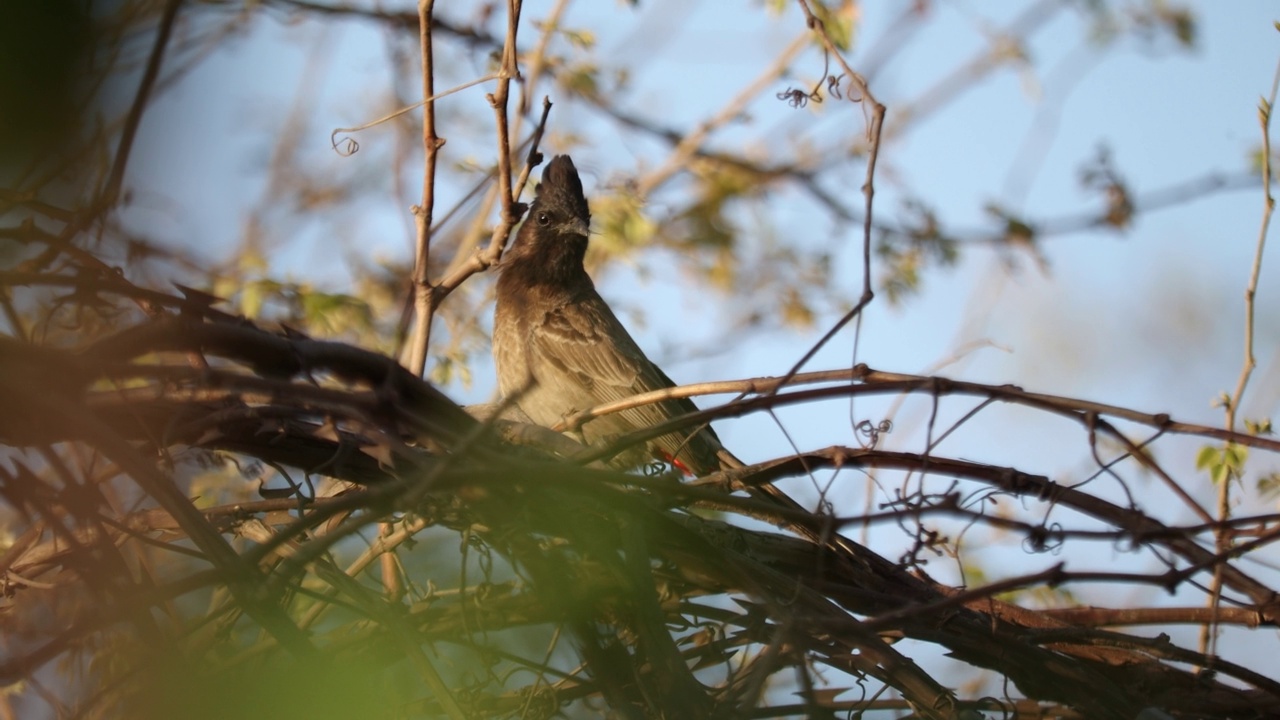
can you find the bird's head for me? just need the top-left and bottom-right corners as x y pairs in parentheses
(501, 155), (593, 282)
(527, 155), (591, 240)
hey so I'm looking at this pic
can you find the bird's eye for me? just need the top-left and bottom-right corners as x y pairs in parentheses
(536, 212), (550, 226)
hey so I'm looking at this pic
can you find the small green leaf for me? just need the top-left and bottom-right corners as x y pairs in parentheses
(1194, 445), (1219, 472)
(1257, 472), (1280, 499)
(1245, 418), (1273, 435)
(242, 280), (265, 319)
(1224, 442), (1248, 472)
(561, 61), (600, 100)
(1198, 443), (1248, 485)
(594, 192), (655, 256)
(564, 29), (595, 50)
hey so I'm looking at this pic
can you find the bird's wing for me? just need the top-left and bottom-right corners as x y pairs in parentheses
(531, 293), (720, 471)
(533, 295), (671, 403)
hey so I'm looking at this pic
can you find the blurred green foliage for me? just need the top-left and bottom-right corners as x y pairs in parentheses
(0, 0), (91, 171)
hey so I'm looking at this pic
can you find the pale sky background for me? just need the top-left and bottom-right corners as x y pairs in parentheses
(117, 0), (1280, 694)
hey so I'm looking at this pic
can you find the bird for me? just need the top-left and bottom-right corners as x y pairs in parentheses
(492, 155), (723, 474)
(492, 155), (867, 565)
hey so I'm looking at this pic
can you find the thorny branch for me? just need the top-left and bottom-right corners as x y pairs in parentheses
(2, 287), (1279, 715)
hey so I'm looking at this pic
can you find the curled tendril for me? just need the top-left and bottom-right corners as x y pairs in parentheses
(1023, 523), (1066, 554)
(828, 73), (865, 102)
(841, 677), (870, 720)
(330, 133), (360, 157)
(776, 87), (811, 108)
(826, 74), (844, 100)
(855, 418), (893, 448)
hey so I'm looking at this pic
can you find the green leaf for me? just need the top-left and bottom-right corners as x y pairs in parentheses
(594, 192), (655, 256)
(1257, 472), (1280, 499)
(1244, 417), (1273, 435)
(1224, 442), (1248, 472)
(780, 287), (815, 329)
(241, 280), (267, 319)
(1194, 444), (1219, 472)
(561, 61), (600, 100)
(808, 1), (859, 52)
(1197, 443), (1248, 485)
(301, 291), (373, 335)
(563, 28), (595, 50)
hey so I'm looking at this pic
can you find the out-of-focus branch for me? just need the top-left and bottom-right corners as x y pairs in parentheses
(635, 32), (810, 198)
(96, 0), (181, 216)
(883, 0), (1063, 141)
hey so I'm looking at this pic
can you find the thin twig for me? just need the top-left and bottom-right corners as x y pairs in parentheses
(406, 0), (445, 377)
(405, 0), (528, 378)
(771, 0), (885, 392)
(1202, 49), (1280, 658)
(488, 0), (523, 229)
(428, 98), (553, 296)
(515, 0), (569, 119)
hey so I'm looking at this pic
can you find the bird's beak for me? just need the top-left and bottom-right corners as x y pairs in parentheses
(565, 217), (590, 238)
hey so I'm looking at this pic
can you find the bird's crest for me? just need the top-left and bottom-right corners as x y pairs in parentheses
(536, 155), (590, 224)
